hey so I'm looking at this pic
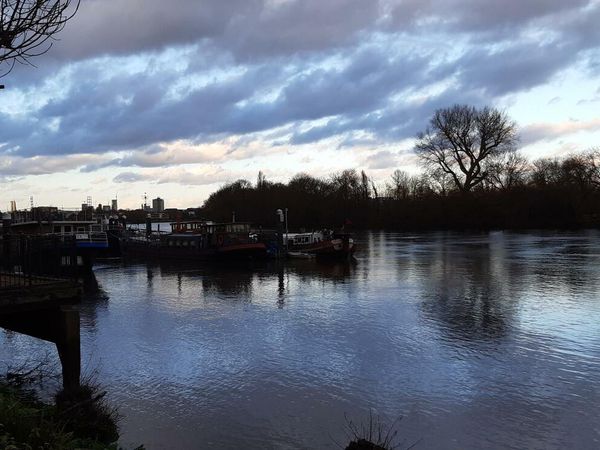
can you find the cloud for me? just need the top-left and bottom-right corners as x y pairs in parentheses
(38, 0), (381, 64)
(0, 154), (105, 176)
(521, 119), (600, 145)
(112, 172), (146, 183)
(364, 150), (399, 170)
(113, 166), (230, 186)
(80, 141), (229, 171)
(0, 0), (599, 194)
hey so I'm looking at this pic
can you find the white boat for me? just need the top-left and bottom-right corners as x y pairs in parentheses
(286, 230), (355, 259)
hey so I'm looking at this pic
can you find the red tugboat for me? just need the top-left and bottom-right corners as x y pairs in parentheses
(121, 221), (268, 261)
(286, 230), (355, 259)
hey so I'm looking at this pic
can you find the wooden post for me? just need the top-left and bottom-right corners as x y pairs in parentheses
(55, 306), (81, 391)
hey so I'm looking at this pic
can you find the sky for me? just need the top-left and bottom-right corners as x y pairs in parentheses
(1, 0), (599, 210)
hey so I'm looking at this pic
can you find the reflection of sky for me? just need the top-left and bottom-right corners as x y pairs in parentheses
(1, 231), (600, 449)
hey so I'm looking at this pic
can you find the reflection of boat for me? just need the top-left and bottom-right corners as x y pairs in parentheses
(287, 251), (316, 259)
(286, 230), (355, 259)
(121, 221), (268, 261)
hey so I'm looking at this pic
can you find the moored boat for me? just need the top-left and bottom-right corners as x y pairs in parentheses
(121, 221), (268, 261)
(286, 230), (355, 259)
(10, 220), (109, 250)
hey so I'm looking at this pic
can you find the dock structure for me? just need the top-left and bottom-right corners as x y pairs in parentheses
(0, 272), (82, 391)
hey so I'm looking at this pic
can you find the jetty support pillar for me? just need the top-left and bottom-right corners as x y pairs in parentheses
(0, 277), (82, 392)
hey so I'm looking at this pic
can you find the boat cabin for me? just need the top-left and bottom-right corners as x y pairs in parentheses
(11, 220), (97, 235)
(287, 231), (326, 247)
(169, 221), (255, 248)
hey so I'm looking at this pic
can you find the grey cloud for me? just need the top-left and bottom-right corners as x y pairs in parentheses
(453, 41), (576, 97)
(49, 0), (256, 60)
(290, 85), (486, 145)
(222, 0), (381, 61)
(113, 172), (146, 183)
(113, 168), (228, 186)
(37, 0), (382, 64)
(520, 119), (600, 146)
(4, 45), (431, 157)
(1, 0), (598, 169)
(364, 150), (399, 170)
(0, 154), (103, 176)
(389, 0), (591, 35)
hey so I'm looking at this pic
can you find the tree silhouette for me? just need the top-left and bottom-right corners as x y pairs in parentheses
(415, 105), (517, 192)
(0, 0), (80, 76)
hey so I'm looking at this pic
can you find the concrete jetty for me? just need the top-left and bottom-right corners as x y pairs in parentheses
(0, 272), (82, 390)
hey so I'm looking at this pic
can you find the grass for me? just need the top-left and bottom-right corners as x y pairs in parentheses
(342, 411), (420, 450)
(0, 364), (142, 450)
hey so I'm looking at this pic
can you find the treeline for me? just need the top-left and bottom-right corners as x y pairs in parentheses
(201, 151), (600, 230)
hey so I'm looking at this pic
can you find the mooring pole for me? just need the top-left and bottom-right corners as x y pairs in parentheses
(55, 306), (81, 391)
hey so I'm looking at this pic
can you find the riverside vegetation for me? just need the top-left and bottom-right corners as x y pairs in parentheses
(0, 365), (142, 450)
(202, 150), (600, 230)
(203, 105), (600, 231)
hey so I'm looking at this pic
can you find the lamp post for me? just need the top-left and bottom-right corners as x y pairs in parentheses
(284, 208), (288, 250)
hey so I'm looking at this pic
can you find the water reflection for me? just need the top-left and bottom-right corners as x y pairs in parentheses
(118, 259), (357, 302)
(1, 232), (599, 450)
(402, 233), (518, 342)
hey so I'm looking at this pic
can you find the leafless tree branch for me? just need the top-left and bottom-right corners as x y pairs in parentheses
(414, 104), (517, 192)
(0, 0), (80, 76)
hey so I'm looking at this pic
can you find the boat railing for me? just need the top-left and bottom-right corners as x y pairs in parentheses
(47, 231), (109, 246)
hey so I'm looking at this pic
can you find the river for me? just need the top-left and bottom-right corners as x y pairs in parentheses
(2, 231), (600, 449)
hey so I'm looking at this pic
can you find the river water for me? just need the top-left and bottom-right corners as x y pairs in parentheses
(2, 231), (600, 449)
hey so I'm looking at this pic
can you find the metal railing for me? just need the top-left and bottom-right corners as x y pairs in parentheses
(1, 234), (71, 279)
(0, 271), (62, 291)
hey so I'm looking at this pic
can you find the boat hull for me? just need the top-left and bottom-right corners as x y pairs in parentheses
(121, 238), (268, 261)
(288, 236), (355, 259)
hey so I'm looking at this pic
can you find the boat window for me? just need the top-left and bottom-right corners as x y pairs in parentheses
(53, 226), (61, 233)
(64, 226), (72, 232)
(168, 240), (173, 246)
(190, 240), (196, 247)
(77, 227), (85, 232)
(182, 241), (188, 246)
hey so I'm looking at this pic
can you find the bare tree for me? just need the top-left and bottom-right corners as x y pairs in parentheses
(0, 0), (80, 75)
(531, 158), (562, 186)
(360, 170), (371, 200)
(386, 169), (410, 200)
(486, 150), (529, 190)
(415, 104), (517, 192)
(256, 170), (267, 189)
(428, 167), (453, 195)
(561, 149), (600, 191)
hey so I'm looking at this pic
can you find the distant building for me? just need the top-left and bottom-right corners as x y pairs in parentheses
(9, 200), (16, 212)
(152, 197), (165, 213)
(102, 205), (111, 213)
(111, 199), (118, 211)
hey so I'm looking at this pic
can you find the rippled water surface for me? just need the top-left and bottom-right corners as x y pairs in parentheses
(2, 231), (600, 449)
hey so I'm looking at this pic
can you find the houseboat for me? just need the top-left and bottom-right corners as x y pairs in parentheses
(4, 219), (110, 278)
(9, 220), (109, 250)
(121, 221), (269, 261)
(286, 230), (355, 259)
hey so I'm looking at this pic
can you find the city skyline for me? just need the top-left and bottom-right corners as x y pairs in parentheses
(1, 0), (600, 209)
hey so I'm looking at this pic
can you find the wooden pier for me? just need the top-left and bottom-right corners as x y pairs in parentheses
(0, 272), (82, 391)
